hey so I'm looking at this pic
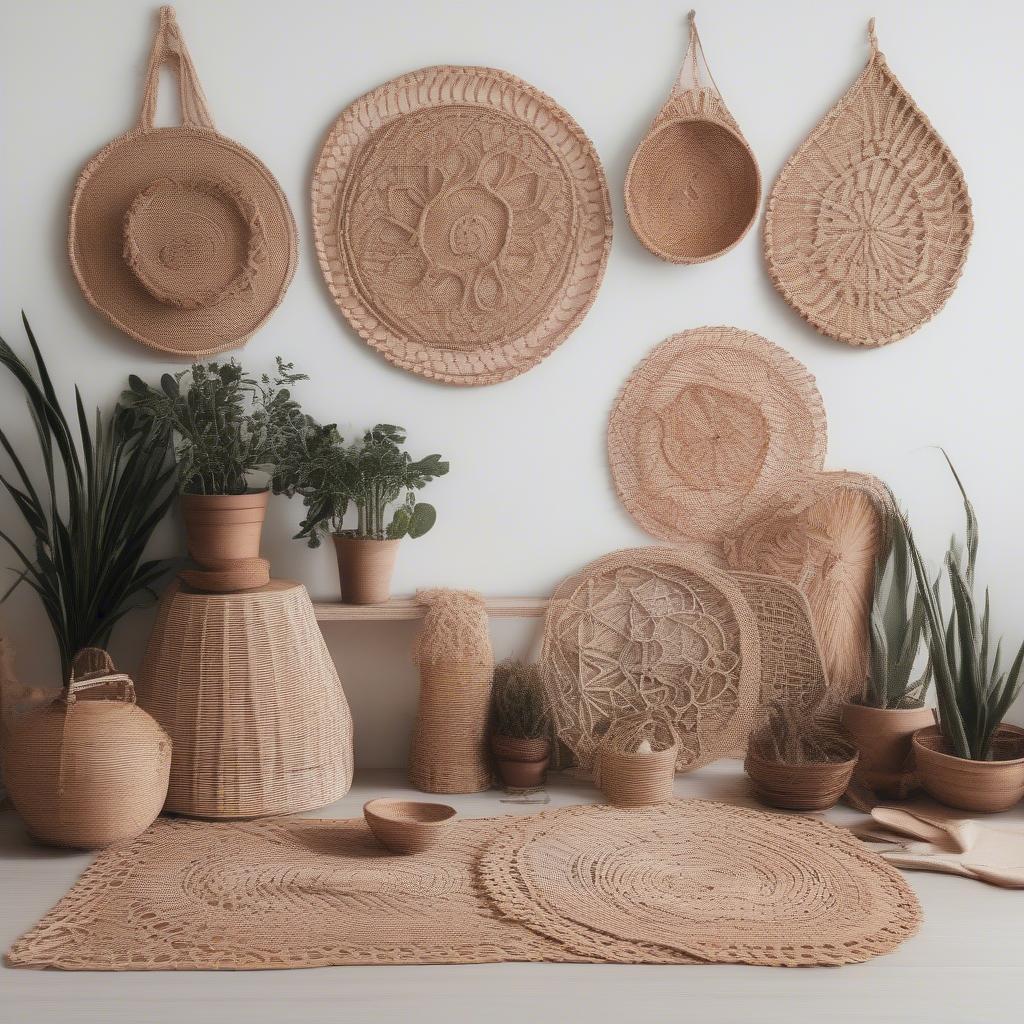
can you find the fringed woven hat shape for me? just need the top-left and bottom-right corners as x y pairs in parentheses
(764, 19), (973, 346)
(69, 6), (297, 356)
(625, 12), (761, 263)
(607, 327), (827, 547)
(311, 66), (612, 385)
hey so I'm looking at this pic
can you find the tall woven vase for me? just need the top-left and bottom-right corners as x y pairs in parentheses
(136, 580), (353, 818)
(408, 590), (494, 794)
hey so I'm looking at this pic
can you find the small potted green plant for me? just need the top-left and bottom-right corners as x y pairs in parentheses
(122, 358), (310, 565)
(905, 454), (1024, 813)
(274, 423), (448, 604)
(490, 660), (551, 789)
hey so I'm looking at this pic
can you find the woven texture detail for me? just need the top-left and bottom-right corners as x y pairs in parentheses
(178, 557), (271, 593)
(764, 21), (972, 346)
(312, 65), (612, 385)
(479, 800), (921, 967)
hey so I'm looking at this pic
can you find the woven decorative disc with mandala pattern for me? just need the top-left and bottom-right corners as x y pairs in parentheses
(764, 21), (972, 346)
(312, 66), (612, 385)
(541, 547), (760, 774)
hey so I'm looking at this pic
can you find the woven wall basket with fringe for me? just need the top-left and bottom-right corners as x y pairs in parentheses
(764, 20), (973, 346)
(408, 590), (494, 794)
(541, 547), (760, 775)
(607, 327), (827, 546)
(311, 65), (612, 386)
(68, 6), (297, 356)
(136, 580), (353, 818)
(625, 12), (760, 263)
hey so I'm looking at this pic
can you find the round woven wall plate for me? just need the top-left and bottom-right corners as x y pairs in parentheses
(312, 65), (612, 385)
(541, 547), (761, 774)
(479, 800), (922, 967)
(764, 21), (972, 346)
(608, 327), (827, 546)
(69, 8), (297, 357)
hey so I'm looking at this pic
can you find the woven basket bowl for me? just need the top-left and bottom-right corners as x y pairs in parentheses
(745, 751), (858, 811)
(363, 799), (456, 854)
(598, 743), (678, 807)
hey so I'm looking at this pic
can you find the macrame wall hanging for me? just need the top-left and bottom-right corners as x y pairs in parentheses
(312, 66), (612, 385)
(626, 11), (760, 263)
(764, 19), (973, 346)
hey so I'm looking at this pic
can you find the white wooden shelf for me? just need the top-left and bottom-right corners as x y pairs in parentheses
(312, 596), (549, 621)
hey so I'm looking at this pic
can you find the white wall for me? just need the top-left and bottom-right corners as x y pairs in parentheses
(2, 0), (1022, 767)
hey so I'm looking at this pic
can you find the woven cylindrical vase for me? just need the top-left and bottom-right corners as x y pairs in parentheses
(136, 580), (353, 818)
(408, 590), (494, 794)
(598, 742), (678, 807)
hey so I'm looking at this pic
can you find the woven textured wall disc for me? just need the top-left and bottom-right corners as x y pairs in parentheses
(312, 65), (612, 386)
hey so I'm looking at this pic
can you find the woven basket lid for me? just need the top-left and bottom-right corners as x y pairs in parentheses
(764, 20), (973, 346)
(607, 326), (827, 546)
(311, 65), (612, 386)
(625, 12), (760, 264)
(68, 7), (297, 356)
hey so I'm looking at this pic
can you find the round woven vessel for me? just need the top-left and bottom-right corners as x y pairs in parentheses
(478, 800), (922, 966)
(764, 21), (972, 346)
(363, 799), (457, 855)
(608, 327), (827, 546)
(69, 7), (297, 356)
(541, 547), (761, 774)
(312, 65), (612, 385)
(179, 557), (271, 593)
(597, 741), (678, 807)
(744, 751), (859, 811)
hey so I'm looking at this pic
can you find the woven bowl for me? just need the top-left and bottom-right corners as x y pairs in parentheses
(745, 751), (858, 811)
(363, 799), (457, 855)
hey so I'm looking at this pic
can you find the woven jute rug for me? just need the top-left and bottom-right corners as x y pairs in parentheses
(479, 800), (922, 967)
(764, 20), (972, 346)
(312, 65), (612, 386)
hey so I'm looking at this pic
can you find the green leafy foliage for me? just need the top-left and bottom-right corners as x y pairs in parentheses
(0, 315), (177, 681)
(490, 660), (550, 740)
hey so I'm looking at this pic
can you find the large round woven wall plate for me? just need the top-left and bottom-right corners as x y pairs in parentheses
(312, 66), (612, 386)
(764, 21), (973, 346)
(541, 547), (761, 774)
(607, 327), (827, 546)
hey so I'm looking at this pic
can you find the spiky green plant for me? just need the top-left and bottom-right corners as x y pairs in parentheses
(0, 315), (177, 680)
(905, 452), (1024, 761)
(491, 660), (550, 740)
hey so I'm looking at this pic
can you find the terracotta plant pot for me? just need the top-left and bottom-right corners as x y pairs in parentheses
(332, 536), (400, 604)
(840, 701), (935, 798)
(491, 734), (550, 789)
(598, 742), (678, 807)
(181, 490), (269, 566)
(912, 724), (1024, 813)
(744, 750), (858, 811)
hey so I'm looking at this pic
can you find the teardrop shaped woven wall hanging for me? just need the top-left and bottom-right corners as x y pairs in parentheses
(625, 12), (761, 263)
(764, 20), (973, 346)
(312, 66), (612, 386)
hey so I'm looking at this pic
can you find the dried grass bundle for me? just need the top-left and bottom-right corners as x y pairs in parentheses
(748, 698), (855, 766)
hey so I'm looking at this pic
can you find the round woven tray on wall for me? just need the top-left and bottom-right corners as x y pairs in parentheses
(764, 20), (972, 346)
(136, 580), (353, 818)
(312, 65), (612, 386)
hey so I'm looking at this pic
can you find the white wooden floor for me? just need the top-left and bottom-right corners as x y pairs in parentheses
(2, 762), (1022, 1024)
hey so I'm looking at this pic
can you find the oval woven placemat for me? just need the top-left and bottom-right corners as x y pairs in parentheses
(479, 799), (922, 967)
(312, 65), (612, 385)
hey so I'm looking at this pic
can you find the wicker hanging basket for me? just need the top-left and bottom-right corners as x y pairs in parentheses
(2, 649), (170, 849)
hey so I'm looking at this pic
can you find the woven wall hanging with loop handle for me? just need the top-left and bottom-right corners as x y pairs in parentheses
(625, 11), (761, 264)
(68, 6), (297, 356)
(764, 19), (973, 346)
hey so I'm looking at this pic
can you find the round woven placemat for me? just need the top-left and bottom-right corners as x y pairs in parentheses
(607, 327), (827, 546)
(479, 799), (922, 967)
(312, 65), (612, 386)
(541, 547), (760, 774)
(764, 20), (972, 346)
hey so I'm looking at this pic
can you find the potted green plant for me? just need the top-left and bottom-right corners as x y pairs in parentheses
(489, 660), (551, 788)
(274, 423), (448, 604)
(840, 500), (935, 797)
(121, 358), (311, 566)
(905, 454), (1024, 813)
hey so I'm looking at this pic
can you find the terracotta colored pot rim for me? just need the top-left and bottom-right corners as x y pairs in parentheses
(912, 724), (1024, 767)
(491, 735), (551, 761)
(843, 701), (934, 717)
(332, 535), (401, 547)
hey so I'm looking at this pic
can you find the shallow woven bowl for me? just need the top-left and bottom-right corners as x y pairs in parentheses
(363, 799), (457, 854)
(745, 751), (858, 811)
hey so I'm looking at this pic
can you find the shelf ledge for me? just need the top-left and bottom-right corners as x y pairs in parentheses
(312, 596), (550, 621)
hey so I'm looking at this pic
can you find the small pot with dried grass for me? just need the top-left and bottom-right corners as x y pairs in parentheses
(490, 660), (551, 789)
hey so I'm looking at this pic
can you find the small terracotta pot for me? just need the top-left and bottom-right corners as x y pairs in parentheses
(598, 742), (677, 807)
(332, 536), (400, 604)
(840, 701), (934, 798)
(181, 490), (269, 566)
(745, 750), (858, 811)
(491, 734), (550, 789)
(912, 724), (1024, 813)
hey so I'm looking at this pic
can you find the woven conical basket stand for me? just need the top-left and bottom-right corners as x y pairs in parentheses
(136, 580), (353, 818)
